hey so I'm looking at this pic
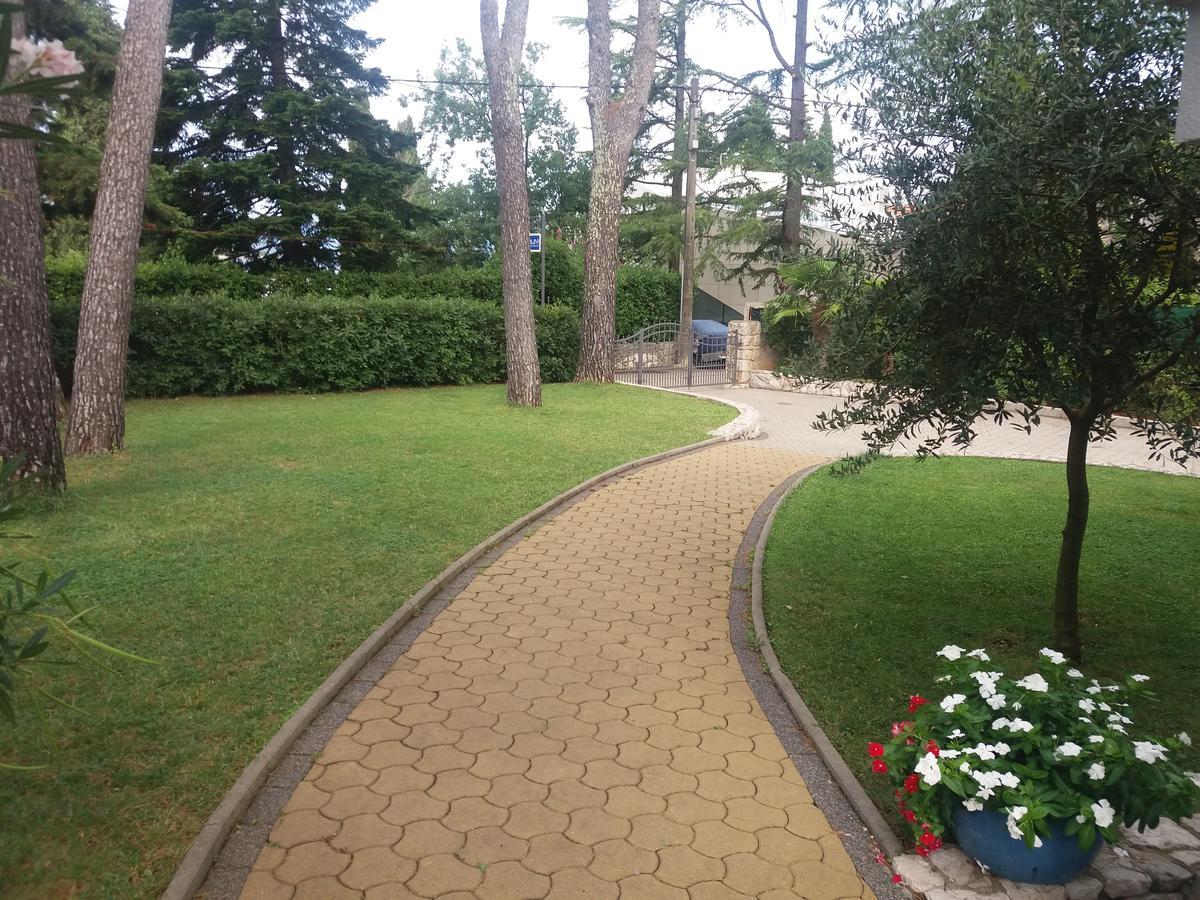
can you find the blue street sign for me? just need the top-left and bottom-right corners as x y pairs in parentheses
(529, 233), (542, 253)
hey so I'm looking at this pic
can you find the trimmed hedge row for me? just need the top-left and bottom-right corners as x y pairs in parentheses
(50, 295), (580, 398)
(45, 251), (681, 335)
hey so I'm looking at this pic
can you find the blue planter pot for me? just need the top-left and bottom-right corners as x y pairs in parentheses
(952, 807), (1103, 885)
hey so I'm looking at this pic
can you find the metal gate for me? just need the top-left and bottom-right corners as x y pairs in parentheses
(614, 322), (739, 388)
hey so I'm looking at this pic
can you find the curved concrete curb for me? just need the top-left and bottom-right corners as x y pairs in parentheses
(618, 381), (764, 440)
(749, 463), (906, 861)
(162, 431), (732, 900)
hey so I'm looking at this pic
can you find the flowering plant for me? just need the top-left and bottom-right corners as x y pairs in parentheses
(869, 646), (1200, 857)
(1, 3), (86, 143)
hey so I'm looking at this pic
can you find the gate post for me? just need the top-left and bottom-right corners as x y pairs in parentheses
(686, 325), (694, 387)
(727, 320), (761, 386)
(637, 329), (644, 385)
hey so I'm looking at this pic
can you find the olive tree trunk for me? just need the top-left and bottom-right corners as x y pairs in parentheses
(481, 0), (541, 407)
(575, 0), (663, 383)
(1053, 409), (1096, 663)
(64, 0), (172, 455)
(0, 13), (66, 489)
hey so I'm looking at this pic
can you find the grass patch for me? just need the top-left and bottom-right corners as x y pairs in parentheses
(762, 456), (1200, 829)
(0, 383), (729, 898)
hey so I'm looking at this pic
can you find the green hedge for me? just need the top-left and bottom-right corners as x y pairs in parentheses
(50, 295), (580, 398)
(46, 248), (678, 334)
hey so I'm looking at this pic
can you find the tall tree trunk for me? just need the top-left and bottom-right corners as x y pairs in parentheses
(64, 0), (173, 455)
(0, 14), (67, 488)
(575, 0), (664, 383)
(267, 3), (303, 267)
(481, 0), (541, 408)
(669, 0), (687, 274)
(1054, 410), (1095, 663)
(782, 0), (808, 251)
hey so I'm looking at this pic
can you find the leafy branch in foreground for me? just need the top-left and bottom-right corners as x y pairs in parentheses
(1, 455), (154, 768)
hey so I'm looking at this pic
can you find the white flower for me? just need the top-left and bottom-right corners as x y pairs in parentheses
(1087, 762), (1106, 781)
(1012, 701), (1022, 711)
(968, 649), (991, 661)
(1133, 742), (1168, 765)
(1016, 674), (1049, 693)
(1040, 648), (1067, 665)
(10, 36), (40, 73)
(1178, 732), (1192, 747)
(1098, 702), (1111, 712)
(972, 744), (997, 761)
(1088, 735), (1105, 744)
(993, 742), (1012, 755)
(938, 645), (966, 661)
(1187, 772), (1200, 788)
(1087, 684), (1103, 695)
(915, 751), (942, 786)
(986, 694), (1008, 711)
(1006, 808), (1028, 841)
(1006, 718), (1034, 734)
(1110, 723), (1127, 734)
(1076, 814), (1087, 824)
(948, 729), (965, 739)
(1079, 699), (1097, 714)
(998, 772), (1021, 788)
(940, 749), (961, 759)
(992, 717), (1010, 730)
(941, 693), (967, 713)
(31, 39), (85, 78)
(1131, 674), (1150, 683)
(936, 675), (952, 683)
(963, 798), (984, 811)
(1057, 742), (1082, 758)
(1092, 799), (1115, 828)
(960, 761), (972, 773)
(1067, 668), (1084, 679)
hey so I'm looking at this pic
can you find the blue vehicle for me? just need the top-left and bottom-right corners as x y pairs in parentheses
(691, 319), (729, 364)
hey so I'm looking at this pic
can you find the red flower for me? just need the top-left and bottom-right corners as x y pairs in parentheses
(907, 696), (928, 714)
(903, 809), (917, 823)
(871, 759), (889, 774)
(904, 773), (920, 794)
(915, 845), (930, 857)
(868, 742), (885, 758)
(893, 874), (904, 884)
(926, 739), (940, 757)
(920, 832), (943, 851)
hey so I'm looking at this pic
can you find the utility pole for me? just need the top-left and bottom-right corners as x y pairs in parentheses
(679, 76), (699, 364)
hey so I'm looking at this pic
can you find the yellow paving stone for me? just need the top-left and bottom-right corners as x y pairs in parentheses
(240, 871), (294, 900)
(321, 785), (387, 820)
(238, 446), (874, 900)
(339, 846), (417, 891)
(268, 809), (339, 849)
(329, 815), (404, 853)
(405, 853), (483, 897)
(274, 842), (350, 885)
(291, 877), (358, 900)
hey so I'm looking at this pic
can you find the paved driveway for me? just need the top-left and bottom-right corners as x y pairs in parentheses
(681, 386), (1196, 476)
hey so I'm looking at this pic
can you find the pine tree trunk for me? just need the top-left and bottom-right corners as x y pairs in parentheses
(576, 151), (625, 382)
(1053, 410), (1094, 663)
(64, 0), (173, 455)
(481, 0), (541, 408)
(669, 0), (687, 275)
(0, 14), (67, 489)
(782, 0), (808, 251)
(576, 0), (663, 383)
(267, 2), (303, 267)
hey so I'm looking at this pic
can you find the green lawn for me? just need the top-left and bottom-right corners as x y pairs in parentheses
(762, 457), (1200, 826)
(0, 384), (729, 899)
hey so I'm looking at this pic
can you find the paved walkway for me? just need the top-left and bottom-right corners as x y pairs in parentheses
(241, 444), (876, 900)
(679, 386), (1196, 475)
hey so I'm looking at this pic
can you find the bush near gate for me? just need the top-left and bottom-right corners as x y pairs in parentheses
(50, 295), (580, 397)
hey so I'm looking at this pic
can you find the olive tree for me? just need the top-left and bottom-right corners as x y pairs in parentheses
(820, 0), (1200, 660)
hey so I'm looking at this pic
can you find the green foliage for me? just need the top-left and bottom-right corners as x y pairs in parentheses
(609, 267), (683, 337)
(1, 457), (151, 764)
(50, 294), (581, 396)
(157, 0), (429, 270)
(821, 0), (1200, 463)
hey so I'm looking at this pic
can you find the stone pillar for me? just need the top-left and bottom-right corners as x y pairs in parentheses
(728, 320), (761, 386)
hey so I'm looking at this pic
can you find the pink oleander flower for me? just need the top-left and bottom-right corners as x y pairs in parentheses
(31, 39), (84, 78)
